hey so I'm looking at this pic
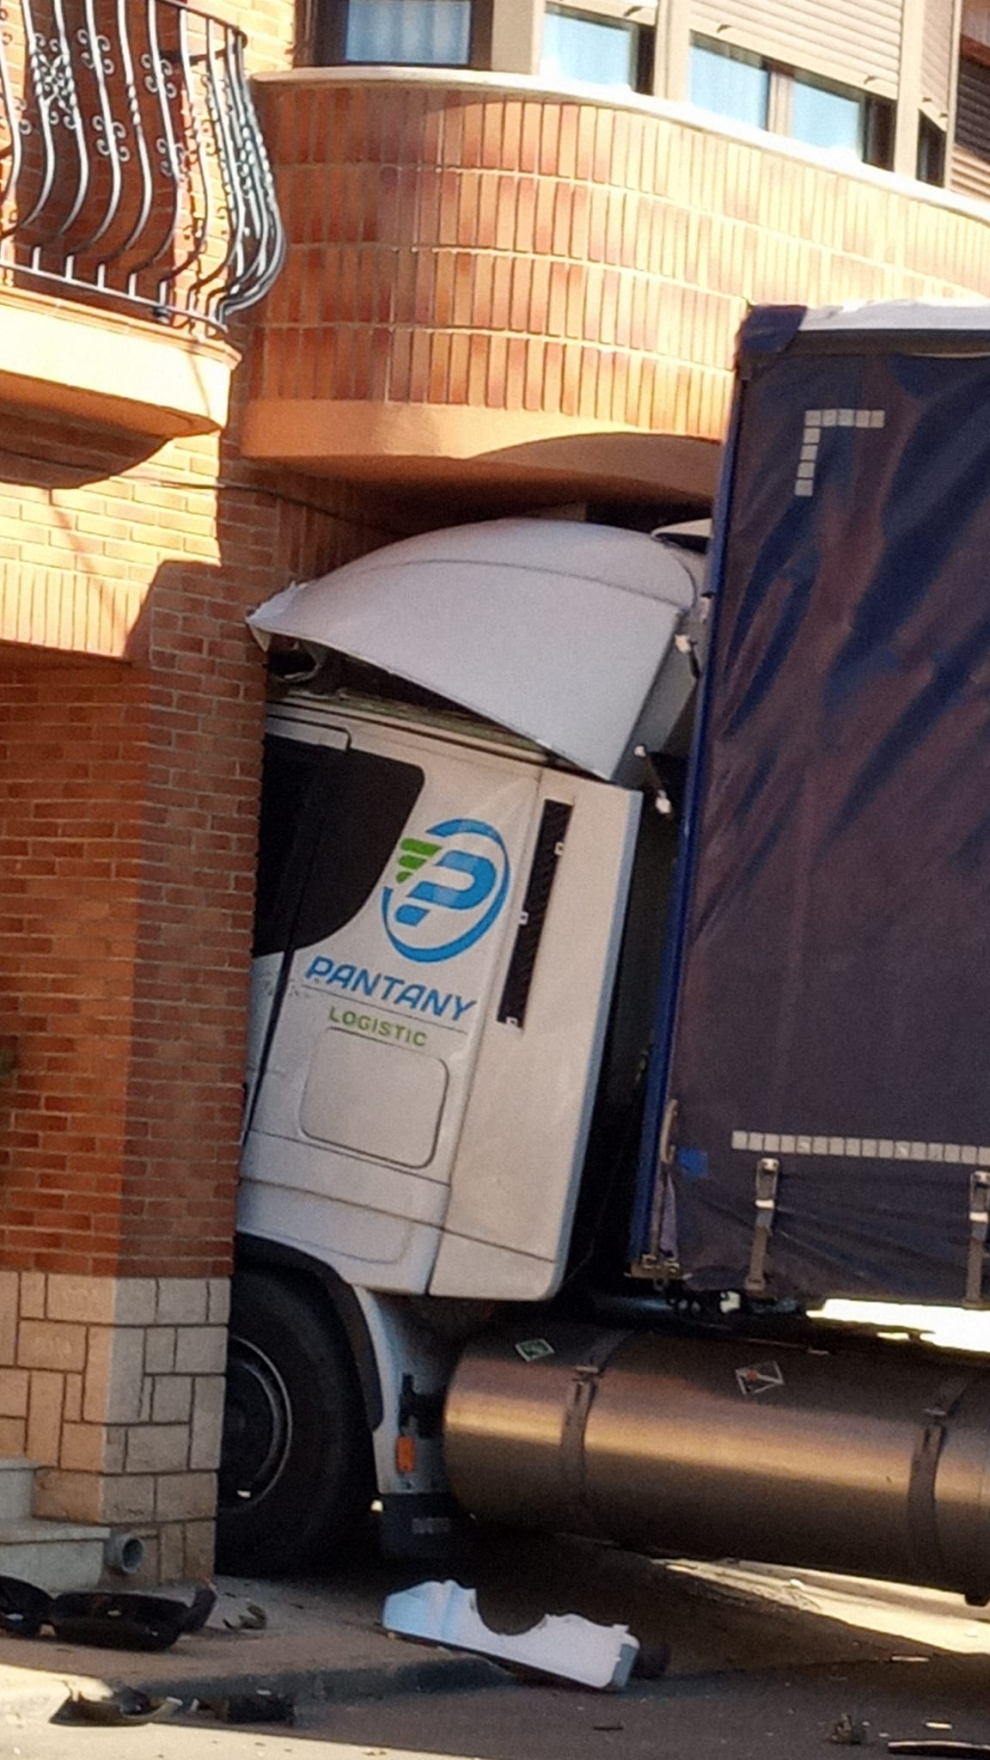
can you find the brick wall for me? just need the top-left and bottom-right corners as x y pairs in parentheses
(209, 0), (301, 70)
(0, 367), (452, 1566)
(0, 0), (466, 1571)
(245, 73), (990, 484)
(0, 1271), (228, 1581)
(0, 665), (144, 1277)
(0, 399), (429, 1284)
(0, 0), (424, 1577)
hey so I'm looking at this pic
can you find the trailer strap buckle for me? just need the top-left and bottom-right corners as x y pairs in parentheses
(745, 1157), (780, 1297)
(908, 1372), (972, 1590)
(559, 1331), (629, 1534)
(964, 1169), (990, 1307)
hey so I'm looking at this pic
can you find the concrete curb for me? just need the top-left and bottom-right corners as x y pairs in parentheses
(1, 1669), (119, 1724)
(125, 1652), (511, 1709)
(2, 1652), (510, 1723)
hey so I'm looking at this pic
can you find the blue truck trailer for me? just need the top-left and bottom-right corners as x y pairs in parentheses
(223, 303), (990, 1601)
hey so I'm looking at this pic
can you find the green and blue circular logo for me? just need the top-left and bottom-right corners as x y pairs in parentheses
(382, 819), (511, 964)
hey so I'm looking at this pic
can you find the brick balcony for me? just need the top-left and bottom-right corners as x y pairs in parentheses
(243, 69), (990, 504)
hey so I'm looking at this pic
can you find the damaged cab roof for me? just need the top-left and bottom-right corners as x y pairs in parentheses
(248, 519), (702, 781)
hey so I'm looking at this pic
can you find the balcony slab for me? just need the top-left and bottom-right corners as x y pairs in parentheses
(0, 283), (238, 439)
(241, 398), (720, 502)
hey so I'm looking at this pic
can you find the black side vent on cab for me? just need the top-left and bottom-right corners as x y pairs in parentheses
(497, 800), (573, 1028)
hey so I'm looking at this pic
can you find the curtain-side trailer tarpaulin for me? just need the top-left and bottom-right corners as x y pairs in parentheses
(636, 302), (990, 1305)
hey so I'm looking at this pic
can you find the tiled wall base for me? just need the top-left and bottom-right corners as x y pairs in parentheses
(0, 1273), (228, 1582)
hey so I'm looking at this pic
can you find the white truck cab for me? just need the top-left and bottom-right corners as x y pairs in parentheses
(242, 693), (640, 1302)
(222, 518), (704, 1570)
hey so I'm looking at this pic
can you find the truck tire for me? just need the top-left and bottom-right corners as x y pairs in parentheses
(217, 1269), (374, 1576)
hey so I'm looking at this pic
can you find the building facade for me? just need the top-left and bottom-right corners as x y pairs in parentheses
(3, 0), (990, 1582)
(243, 0), (990, 510)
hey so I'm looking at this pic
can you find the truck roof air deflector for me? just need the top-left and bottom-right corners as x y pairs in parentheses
(248, 520), (702, 781)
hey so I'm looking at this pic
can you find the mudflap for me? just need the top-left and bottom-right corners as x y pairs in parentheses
(380, 1492), (472, 1562)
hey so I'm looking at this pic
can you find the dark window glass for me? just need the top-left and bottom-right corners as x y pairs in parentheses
(346, 0), (470, 63)
(254, 736), (424, 958)
(917, 112), (947, 183)
(864, 96), (895, 170)
(635, 23), (656, 94)
(689, 38), (769, 130)
(314, 0), (475, 66)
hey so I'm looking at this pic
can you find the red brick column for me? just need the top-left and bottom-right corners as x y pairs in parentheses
(0, 399), (419, 1576)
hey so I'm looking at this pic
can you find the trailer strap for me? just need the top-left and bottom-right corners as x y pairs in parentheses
(559, 1331), (629, 1536)
(745, 1157), (780, 1296)
(964, 1169), (990, 1307)
(907, 1372), (973, 1594)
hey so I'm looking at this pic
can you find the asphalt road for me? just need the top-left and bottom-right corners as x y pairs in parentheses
(5, 1536), (990, 1760)
(5, 1656), (990, 1760)
(303, 1657), (990, 1760)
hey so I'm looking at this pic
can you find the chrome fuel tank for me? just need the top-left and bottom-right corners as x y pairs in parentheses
(444, 1325), (990, 1599)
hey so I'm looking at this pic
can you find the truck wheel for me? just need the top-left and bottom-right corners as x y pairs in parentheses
(217, 1270), (374, 1576)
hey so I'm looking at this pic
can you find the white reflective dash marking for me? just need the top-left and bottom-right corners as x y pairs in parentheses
(794, 408), (886, 498)
(730, 1132), (990, 1164)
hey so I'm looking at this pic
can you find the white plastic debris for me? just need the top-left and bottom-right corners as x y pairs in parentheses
(381, 1579), (640, 1690)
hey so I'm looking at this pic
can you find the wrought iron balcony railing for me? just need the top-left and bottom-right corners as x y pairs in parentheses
(0, 0), (285, 334)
